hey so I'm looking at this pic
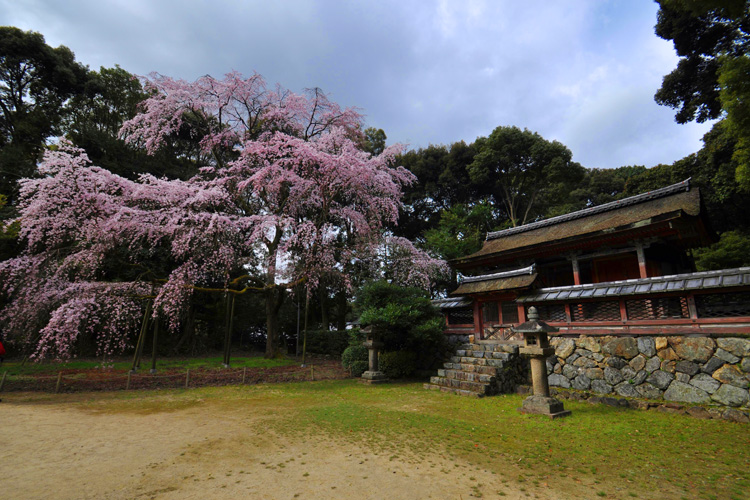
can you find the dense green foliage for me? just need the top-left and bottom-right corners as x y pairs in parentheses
(692, 230), (750, 270)
(0, 27), (88, 208)
(341, 345), (368, 376)
(378, 350), (417, 379)
(469, 126), (586, 227)
(356, 281), (446, 372)
(654, 0), (750, 190)
(300, 329), (354, 356)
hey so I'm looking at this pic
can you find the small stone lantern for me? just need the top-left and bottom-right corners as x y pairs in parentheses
(512, 306), (571, 419)
(360, 325), (388, 384)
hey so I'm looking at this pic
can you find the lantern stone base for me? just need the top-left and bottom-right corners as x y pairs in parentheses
(519, 395), (571, 419)
(360, 371), (389, 384)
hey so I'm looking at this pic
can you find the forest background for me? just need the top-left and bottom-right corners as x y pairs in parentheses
(1, 0), (749, 362)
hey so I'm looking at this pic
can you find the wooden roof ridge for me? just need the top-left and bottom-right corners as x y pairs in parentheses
(486, 178), (692, 241)
(461, 264), (536, 283)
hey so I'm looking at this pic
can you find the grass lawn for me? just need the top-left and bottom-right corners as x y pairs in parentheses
(11, 379), (746, 500)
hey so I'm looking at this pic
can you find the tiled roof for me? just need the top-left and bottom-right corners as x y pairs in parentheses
(447, 265), (538, 296)
(517, 267), (750, 303)
(461, 265), (535, 283)
(456, 180), (703, 264)
(486, 179), (691, 241)
(432, 297), (472, 309)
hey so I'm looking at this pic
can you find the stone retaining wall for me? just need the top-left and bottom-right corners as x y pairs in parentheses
(547, 335), (750, 410)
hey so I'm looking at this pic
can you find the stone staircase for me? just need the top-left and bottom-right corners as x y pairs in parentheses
(424, 341), (526, 397)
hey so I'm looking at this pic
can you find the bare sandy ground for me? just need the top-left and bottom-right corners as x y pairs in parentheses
(0, 391), (575, 500)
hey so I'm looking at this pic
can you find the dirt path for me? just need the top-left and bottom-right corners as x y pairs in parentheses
(0, 391), (572, 500)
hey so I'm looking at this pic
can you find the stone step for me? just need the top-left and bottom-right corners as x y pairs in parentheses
(437, 369), (496, 384)
(454, 350), (513, 360)
(442, 362), (499, 375)
(458, 343), (520, 354)
(429, 376), (492, 394)
(450, 356), (509, 367)
(423, 383), (484, 398)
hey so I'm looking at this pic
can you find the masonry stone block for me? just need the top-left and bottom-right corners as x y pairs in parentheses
(716, 338), (750, 358)
(715, 348), (740, 364)
(672, 337), (715, 363)
(572, 374), (591, 390)
(549, 373), (570, 388)
(555, 339), (576, 359)
(663, 381), (710, 404)
(603, 338), (639, 359)
(675, 360), (699, 376)
(701, 356), (725, 374)
(647, 370), (674, 390)
(604, 366), (624, 385)
(591, 379), (612, 394)
(711, 384), (750, 407)
(614, 382), (639, 398)
(690, 373), (721, 394)
(645, 356), (661, 373)
(637, 382), (663, 400)
(637, 337), (656, 357)
(629, 354), (646, 372)
(712, 364), (749, 389)
(606, 356), (627, 369)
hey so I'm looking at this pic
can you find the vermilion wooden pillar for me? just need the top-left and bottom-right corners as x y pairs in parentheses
(636, 243), (648, 279)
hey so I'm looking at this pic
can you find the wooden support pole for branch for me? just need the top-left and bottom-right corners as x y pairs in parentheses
(185, 369), (190, 388)
(126, 371), (131, 390)
(310, 364), (314, 381)
(55, 372), (62, 394)
(242, 367), (247, 384)
(223, 293), (236, 367)
(301, 289), (310, 367)
(150, 319), (159, 374)
(131, 301), (151, 372)
(0, 370), (7, 392)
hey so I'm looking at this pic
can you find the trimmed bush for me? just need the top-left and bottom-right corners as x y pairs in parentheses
(379, 351), (417, 379)
(349, 360), (369, 377)
(341, 344), (368, 376)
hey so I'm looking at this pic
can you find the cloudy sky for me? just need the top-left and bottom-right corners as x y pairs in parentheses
(2, 0), (714, 168)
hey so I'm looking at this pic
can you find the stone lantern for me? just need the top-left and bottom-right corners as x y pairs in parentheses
(360, 325), (388, 384)
(512, 306), (571, 419)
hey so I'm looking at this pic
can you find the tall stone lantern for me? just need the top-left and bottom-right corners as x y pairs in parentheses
(512, 307), (571, 419)
(360, 325), (388, 384)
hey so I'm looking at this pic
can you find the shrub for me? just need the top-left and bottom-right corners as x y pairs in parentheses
(356, 281), (447, 373)
(379, 351), (417, 379)
(349, 360), (369, 377)
(341, 344), (368, 376)
(299, 329), (351, 356)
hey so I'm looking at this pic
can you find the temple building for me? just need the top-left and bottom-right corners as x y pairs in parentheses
(436, 178), (750, 340)
(427, 179), (750, 407)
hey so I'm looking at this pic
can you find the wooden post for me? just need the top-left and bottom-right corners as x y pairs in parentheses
(150, 319), (159, 374)
(132, 300), (151, 372)
(0, 370), (7, 392)
(636, 243), (648, 279)
(301, 289), (310, 366)
(126, 371), (131, 390)
(55, 372), (62, 394)
(185, 369), (190, 388)
(242, 367), (247, 384)
(571, 254), (581, 285)
(223, 293), (236, 367)
(310, 364), (314, 381)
